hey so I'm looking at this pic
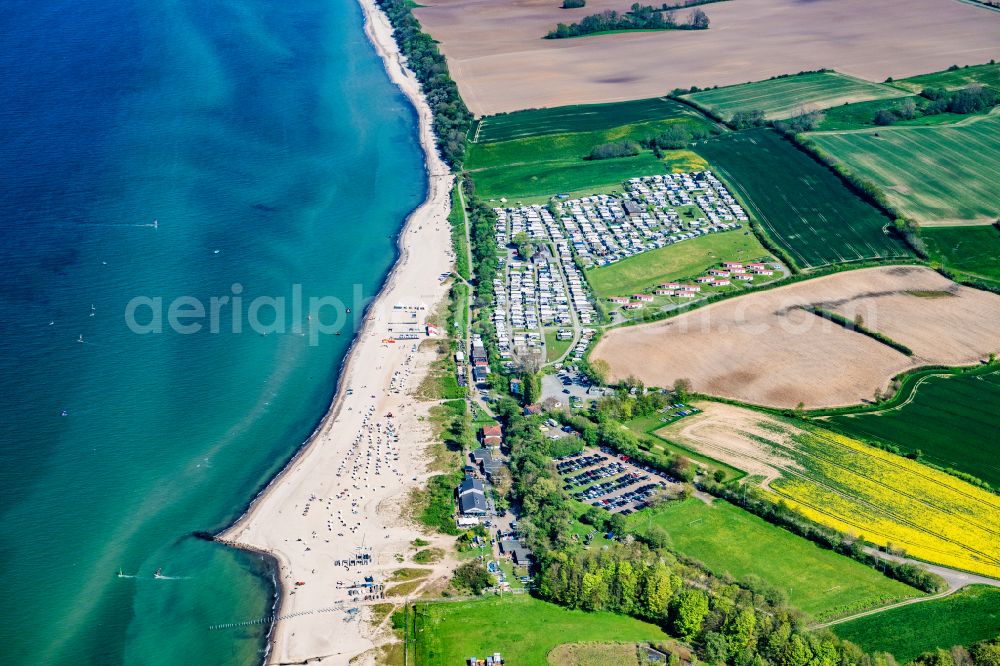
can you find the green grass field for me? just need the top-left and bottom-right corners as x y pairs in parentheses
(804, 113), (1000, 224)
(410, 594), (667, 663)
(833, 586), (1000, 662)
(453, 281), (470, 340)
(627, 498), (920, 621)
(823, 366), (1000, 488)
(694, 129), (909, 268)
(448, 183), (471, 280)
(473, 97), (709, 143)
(585, 229), (774, 298)
(470, 150), (707, 201)
(892, 62), (1000, 94)
(545, 329), (574, 363)
(924, 224), (1000, 288)
(682, 72), (907, 121)
(467, 117), (713, 171)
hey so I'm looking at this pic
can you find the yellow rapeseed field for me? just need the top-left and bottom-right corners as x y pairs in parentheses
(768, 429), (1000, 578)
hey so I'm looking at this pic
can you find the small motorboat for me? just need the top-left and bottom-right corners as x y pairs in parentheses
(154, 568), (163, 579)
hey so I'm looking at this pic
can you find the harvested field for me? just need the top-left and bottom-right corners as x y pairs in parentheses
(413, 0), (1000, 115)
(590, 266), (1000, 408)
(804, 113), (1000, 225)
(658, 403), (1000, 578)
(682, 72), (908, 121)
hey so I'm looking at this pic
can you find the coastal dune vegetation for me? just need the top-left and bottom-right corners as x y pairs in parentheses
(361, 3), (1000, 661)
(377, 0), (473, 168)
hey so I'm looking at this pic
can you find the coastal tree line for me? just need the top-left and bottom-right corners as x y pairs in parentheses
(376, 0), (474, 169)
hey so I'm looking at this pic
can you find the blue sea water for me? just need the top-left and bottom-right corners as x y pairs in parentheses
(0, 0), (425, 663)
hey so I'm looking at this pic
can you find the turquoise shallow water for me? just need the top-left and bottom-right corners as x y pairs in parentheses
(0, 0), (425, 663)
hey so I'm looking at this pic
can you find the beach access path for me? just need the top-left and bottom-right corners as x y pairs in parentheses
(218, 0), (457, 663)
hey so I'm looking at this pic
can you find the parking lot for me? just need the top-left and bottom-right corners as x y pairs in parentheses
(555, 447), (680, 515)
(541, 368), (612, 407)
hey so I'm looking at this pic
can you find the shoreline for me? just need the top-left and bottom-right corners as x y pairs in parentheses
(217, 0), (456, 662)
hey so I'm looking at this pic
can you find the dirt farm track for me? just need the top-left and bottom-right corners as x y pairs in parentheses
(591, 266), (1000, 408)
(414, 0), (1000, 115)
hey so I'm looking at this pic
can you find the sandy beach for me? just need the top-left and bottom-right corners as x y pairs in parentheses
(218, 0), (457, 662)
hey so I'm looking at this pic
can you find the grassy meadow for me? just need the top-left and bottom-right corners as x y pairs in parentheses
(803, 113), (1000, 224)
(470, 150), (707, 202)
(585, 229), (774, 298)
(447, 183), (470, 280)
(924, 224), (1000, 288)
(467, 97), (717, 201)
(409, 594), (667, 664)
(472, 97), (709, 143)
(833, 585), (1000, 662)
(627, 498), (920, 621)
(545, 328), (574, 363)
(467, 117), (712, 170)
(823, 366), (1000, 489)
(682, 72), (907, 121)
(891, 62), (1000, 94)
(693, 129), (909, 268)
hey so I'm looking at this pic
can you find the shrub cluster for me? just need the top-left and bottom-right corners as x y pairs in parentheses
(586, 140), (642, 160)
(729, 109), (766, 129)
(871, 85), (998, 126)
(640, 123), (712, 149)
